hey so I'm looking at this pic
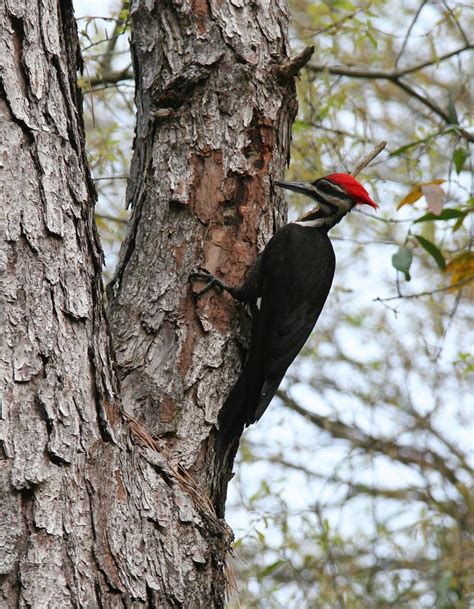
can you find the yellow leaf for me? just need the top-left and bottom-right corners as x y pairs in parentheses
(397, 179), (445, 210)
(397, 187), (423, 209)
(445, 252), (474, 290)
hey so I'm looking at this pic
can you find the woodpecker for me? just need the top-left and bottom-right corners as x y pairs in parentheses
(191, 173), (378, 460)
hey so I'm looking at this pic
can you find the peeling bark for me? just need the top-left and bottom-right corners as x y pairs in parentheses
(107, 0), (297, 511)
(1, 0), (298, 606)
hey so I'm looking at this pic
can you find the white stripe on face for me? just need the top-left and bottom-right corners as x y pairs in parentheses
(312, 184), (352, 210)
(316, 179), (347, 195)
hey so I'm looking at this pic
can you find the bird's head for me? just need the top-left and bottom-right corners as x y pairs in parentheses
(275, 173), (378, 228)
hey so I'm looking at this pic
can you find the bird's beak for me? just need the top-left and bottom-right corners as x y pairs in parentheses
(274, 181), (319, 200)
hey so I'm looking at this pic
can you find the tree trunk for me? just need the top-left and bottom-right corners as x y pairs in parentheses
(1, 0), (297, 606)
(107, 0), (297, 511)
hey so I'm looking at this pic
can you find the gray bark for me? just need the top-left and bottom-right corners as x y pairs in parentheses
(107, 0), (297, 510)
(1, 0), (297, 606)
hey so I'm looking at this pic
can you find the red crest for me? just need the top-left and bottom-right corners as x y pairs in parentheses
(326, 173), (378, 209)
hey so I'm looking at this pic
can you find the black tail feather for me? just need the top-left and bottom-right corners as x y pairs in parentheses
(214, 368), (248, 461)
(252, 375), (283, 423)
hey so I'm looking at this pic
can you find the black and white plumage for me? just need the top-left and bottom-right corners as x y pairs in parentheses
(191, 173), (378, 459)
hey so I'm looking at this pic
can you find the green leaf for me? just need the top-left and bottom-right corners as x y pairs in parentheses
(447, 89), (459, 125)
(258, 559), (286, 578)
(366, 31), (378, 49)
(392, 246), (413, 281)
(452, 214), (466, 232)
(331, 0), (356, 9)
(389, 133), (439, 157)
(414, 235), (446, 270)
(414, 208), (466, 223)
(118, 8), (129, 21)
(436, 571), (455, 608)
(453, 148), (469, 174)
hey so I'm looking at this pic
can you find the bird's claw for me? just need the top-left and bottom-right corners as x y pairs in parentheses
(189, 270), (212, 283)
(189, 269), (223, 299)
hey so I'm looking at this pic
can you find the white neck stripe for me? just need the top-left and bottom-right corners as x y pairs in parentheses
(293, 218), (328, 227)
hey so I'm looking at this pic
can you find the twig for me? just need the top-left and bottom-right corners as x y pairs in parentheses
(356, 209), (413, 223)
(351, 141), (386, 177)
(94, 175), (129, 181)
(373, 278), (471, 302)
(307, 60), (474, 142)
(96, 213), (128, 224)
(395, 45), (474, 76)
(441, 0), (470, 46)
(279, 391), (462, 488)
(310, 45), (473, 81)
(394, 0), (428, 67)
(293, 10), (363, 38)
(275, 46), (315, 81)
(85, 67), (134, 88)
(98, 0), (130, 75)
(433, 289), (462, 361)
(331, 236), (397, 245)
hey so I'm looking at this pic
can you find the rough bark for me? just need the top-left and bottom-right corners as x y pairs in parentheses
(1, 0), (297, 606)
(107, 0), (297, 511)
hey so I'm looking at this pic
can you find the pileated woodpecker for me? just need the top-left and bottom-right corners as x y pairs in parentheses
(191, 173), (378, 459)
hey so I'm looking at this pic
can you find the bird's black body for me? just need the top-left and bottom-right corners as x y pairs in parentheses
(215, 223), (335, 455)
(190, 173), (378, 461)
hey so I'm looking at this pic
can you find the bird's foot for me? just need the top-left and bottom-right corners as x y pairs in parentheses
(189, 267), (227, 298)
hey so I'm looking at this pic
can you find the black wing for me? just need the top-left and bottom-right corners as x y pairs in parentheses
(215, 223), (335, 458)
(245, 223), (336, 423)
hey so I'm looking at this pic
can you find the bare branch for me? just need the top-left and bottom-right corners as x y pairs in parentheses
(94, 175), (129, 182)
(85, 67), (134, 88)
(351, 141), (386, 177)
(441, 0), (470, 46)
(295, 9), (364, 38)
(268, 455), (465, 518)
(278, 391), (463, 491)
(275, 45), (315, 81)
(309, 43), (474, 81)
(307, 58), (474, 142)
(398, 44), (474, 75)
(394, 0), (428, 68)
(373, 278), (472, 302)
(96, 213), (128, 224)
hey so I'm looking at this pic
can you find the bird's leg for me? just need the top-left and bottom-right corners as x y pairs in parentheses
(189, 267), (237, 299)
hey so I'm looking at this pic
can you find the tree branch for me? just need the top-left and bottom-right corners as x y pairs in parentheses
(278, 391), (463, 490)
(310, 45), (473, 80)
(82, 0), (129, 67)
(275, 45), (315, 81)
(373, 277), (473, 302)
(268, 455), (464, 519)
(394, 0), (428, 68)
(351, 141), (386, 176)
(307, 54), (474, 142)
(85, 67), (134, 88)
(398, 44), (474, 75)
